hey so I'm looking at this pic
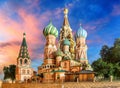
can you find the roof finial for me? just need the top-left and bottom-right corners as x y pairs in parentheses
(80, 23), (82, 26)
(64, 8), (68, 15)
(23, 32), (26, 38)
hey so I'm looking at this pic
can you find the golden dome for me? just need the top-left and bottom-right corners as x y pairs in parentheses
(64, 8), (68, 15)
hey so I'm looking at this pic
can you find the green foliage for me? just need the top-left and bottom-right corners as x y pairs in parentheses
(92, 38), (120, 77)
(114, 38), (120, 47)
(100, 38), (120, 63)
(3, 64), (16, 82)
(113, 63), (120, 77)
(100, 45), (109, 62)
(92, 59), (119, 77)
(3, 66), (11, 80)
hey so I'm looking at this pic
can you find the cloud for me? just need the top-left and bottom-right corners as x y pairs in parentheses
(64, 0), (80, 9)
(0, 1), (67, 76)
(111, 4), (120, 16)
(0, 8), (43, 75)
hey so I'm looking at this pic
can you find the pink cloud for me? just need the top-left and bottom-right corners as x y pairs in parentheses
(25, 0), (40, 10)
(0, 8), (46, 73)
(84, 16), (110, 34)
(0, 5), (66, 75)
(86, 35), (105, 45)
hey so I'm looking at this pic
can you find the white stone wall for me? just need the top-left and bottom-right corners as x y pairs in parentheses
(20, 68), (33, 81)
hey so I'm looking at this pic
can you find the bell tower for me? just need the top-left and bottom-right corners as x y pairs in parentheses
(16, 33), (33, 82)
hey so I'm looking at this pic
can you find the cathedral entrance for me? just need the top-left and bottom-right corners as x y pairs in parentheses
(74, 75), (78, 82)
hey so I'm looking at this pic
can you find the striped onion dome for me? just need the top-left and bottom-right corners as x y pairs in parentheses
(76, 25), (87, 38)
(43, 21), (58, 37)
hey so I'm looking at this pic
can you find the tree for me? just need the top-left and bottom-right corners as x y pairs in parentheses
(100, 38), (120, 63)
(92, 38), (120, 78)
(3, 66), (11, 80)
(113, 63), (120, 77)
(92, 58), (107, 77)
(3, 65), (16, 83)
(114, 38), (120, 47)
(112, 39), (120, 63)
(92, 58), (116, 78)
(100, 45), (109, 62)
(9, 65), (16, 82)
(107, 63), (114, 76)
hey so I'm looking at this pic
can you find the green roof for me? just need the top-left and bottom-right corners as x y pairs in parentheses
(18, 33), (30, 59)
(43, 21), (58, 37)
(21, 33), (27, 47)
(63, 39), (70, 46)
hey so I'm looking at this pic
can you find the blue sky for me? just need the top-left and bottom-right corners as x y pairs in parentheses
(0, 0), (120, 79)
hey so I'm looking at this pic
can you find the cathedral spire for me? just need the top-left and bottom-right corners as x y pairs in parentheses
(18, 33), (30, 59)
(59, 8), (75, 56)
(63, 8), (70, 26)
(22, 33), (27, 47)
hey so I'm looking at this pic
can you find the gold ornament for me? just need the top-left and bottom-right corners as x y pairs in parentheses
(64, 8), (68, 15)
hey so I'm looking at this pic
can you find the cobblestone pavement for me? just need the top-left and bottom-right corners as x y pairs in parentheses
(2, 81), (120, 88)
(62, 82), (120, 88)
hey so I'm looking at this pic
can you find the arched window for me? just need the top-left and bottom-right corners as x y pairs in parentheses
(24, 59), (28, 64)
(20, 59), (22, 65)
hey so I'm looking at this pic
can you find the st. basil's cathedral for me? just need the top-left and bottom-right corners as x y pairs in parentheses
(15, 8), (94, 82)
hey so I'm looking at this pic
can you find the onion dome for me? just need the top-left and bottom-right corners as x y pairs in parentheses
(76, 25), (87, 38)
(43, 21), (58, 37)
(63, 39), (70, 46)
(55, 49), (63, 57)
